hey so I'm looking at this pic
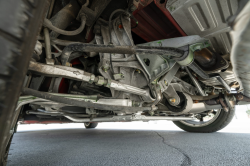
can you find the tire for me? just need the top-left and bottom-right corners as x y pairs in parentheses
(0, 1), (48, 165)
(84, 122), (98, 129)
(173, 108), (235, 133)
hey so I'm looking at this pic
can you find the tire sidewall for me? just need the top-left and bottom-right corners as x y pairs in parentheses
(173, 108), (235, 133)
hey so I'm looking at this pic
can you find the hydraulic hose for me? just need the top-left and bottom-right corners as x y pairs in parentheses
(49, 0), (81, 39)
(22, 88), (151, 112)
(44, 16), (86, 36)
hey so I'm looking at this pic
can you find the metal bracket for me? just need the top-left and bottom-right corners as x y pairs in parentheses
(135, 53), (171, 82)
(218, 93), (229, 112)
(136, 36), (208, 82)
(214, 75), (231, 93)
(159, 63), (180, 92)
(86, 108), (96, 114)
(208, 73), (231, 93)
(163, 85), (180, 106)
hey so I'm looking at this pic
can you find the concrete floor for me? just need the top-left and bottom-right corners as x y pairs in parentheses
(7, 124), (250, 166)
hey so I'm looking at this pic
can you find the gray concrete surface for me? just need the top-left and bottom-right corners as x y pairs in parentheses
(7, 127), (250, 166)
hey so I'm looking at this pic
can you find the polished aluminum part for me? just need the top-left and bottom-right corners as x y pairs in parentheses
(18, 94), (223, 116)
(17, 95), (135, 111)
(27, 111), (62, 116)
(185, 63), (231, 92)
(159, 63), (180, 92)
(188, 103), (222, 114)
(188, 62), (209, 79)
(16, 98), (48, 111)
(136, 52), (170, 81)
(64, 114), (197, 123)
(136, 36), (207, 81)
(214, 76), (231, 93)
(230, 2), (250, 97)
(109, 80), (154, 102)
(95, 99), (133, 107)
(32, 99), (135, 111)
(28, 61), (154, 102)
(200, 64), (236, 89)
(185, 67), (205, 96)
(29, 61), (93, 82)
(26, 110), (91, 117)
(172, 77), (197, 95)
(140, 35), (207, 48)
(167, 0), (238, 54)
(16, 95), (98, 111)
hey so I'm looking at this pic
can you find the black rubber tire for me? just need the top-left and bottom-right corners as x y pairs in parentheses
(0, 1), (48, 165)
(84, 122), (98, 129)
(173, 108), (235, 133)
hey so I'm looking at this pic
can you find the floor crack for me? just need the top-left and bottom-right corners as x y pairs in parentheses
(154, 131), (191, 166)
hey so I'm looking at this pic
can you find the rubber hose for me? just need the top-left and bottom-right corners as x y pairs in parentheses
(44, 16), (86, 36)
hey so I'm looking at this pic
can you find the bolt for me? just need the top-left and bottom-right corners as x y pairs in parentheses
(158, 41), (162, 46)
(236, 94), (243, 100)
(136, 69), (141, 73)
(169, 98), (176, 103)
(148, 110), (154, 116)
(169, 6), (175, 12)
(102, 66), (109, 72)
(65, 62), (72, 67)
(118, 24), (123, 29)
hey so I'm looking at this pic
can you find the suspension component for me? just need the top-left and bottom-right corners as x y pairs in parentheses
(28, 61), (154, 102)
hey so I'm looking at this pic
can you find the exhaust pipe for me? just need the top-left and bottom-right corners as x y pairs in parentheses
(64, 115), (197, 122)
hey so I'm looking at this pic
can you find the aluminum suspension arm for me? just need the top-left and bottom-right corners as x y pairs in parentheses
(28, 61), (154, 102)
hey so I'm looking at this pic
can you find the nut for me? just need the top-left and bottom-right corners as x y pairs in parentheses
(89, 74), (95, 84)
(104, 79), (112, 88)
(95, 76), (105, 86)
(169, 98), (176, 103)
(102, 65), (110, 72)
(113, 73), (124, 80)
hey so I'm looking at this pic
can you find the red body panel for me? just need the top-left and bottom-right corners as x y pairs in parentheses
(132, 0), (186, 42)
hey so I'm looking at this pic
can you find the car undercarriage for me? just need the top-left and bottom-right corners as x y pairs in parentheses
(10, 0), (250, 131)
(2, 0), (250, 164)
